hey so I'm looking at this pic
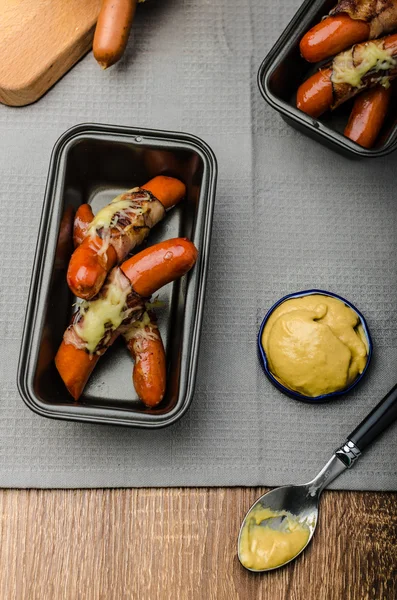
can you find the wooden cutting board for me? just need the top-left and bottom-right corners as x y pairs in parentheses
(0, 0), (101, 107)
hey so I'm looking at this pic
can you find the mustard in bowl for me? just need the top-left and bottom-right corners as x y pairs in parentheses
(258, 290), (372, 402)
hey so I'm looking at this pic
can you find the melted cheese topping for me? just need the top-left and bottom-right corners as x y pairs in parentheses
(332, 42), (396, 88)
(124, 312), (160, 343)
(87, 188), (148, 257)
(88, 188), (141, 232)
(239, 506), (311, 570)
(74, 269), (138, 354)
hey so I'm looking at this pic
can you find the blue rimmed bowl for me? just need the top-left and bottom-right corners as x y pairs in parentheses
(258, 289), (373, 403)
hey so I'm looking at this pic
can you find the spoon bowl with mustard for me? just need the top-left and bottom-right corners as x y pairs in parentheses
(238, 383), (397, 572)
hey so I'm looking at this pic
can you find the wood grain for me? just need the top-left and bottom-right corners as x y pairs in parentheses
(0, 0), (101, 106)
(0, 488), (395, 599)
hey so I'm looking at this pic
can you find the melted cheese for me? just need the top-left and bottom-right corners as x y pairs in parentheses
(87, 188), (149, 256)
(332, 42), (396, 87)
(88, 188), (141, 233)
(74, 269), (137, 353)
(124, 311), (160, 343)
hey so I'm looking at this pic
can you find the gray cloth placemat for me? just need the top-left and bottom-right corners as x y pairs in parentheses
(0, 0), (396, 490)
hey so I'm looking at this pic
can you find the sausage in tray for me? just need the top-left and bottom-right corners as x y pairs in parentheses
(67, 175), (185, 300)
(71, 199), (171, 407)
(297, 33), (397, 117)
(344, 83), (392, 146)
(56, 238), (198, 404)
(123, 310), (167, 408)
(300, 0), (397, 62)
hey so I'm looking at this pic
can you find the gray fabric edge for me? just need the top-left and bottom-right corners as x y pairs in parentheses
(0, 469), (394, 491)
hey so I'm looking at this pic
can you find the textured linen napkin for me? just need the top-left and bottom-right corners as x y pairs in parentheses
(0, 0), (396, 489)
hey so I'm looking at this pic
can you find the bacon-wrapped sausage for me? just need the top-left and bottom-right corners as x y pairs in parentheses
(72, 203), (168, 406)
(297, 33), (397, 117)
(330, 0), (397, 39)
(67, 176), (186, 300)
(55, 238), (197, 400)
(300, 0), (397, 62)
(68, 176), (185, 299)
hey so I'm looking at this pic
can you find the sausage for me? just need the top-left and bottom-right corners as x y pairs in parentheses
(141, 176), (186, 208)
(300, 15), (370, 63)
(296, 68), (334, 118)
(93, 0), (137, 69)
(329, 0), (397, 40)
(121, 237), (198, 297)
(300, 0), (397, 62)
(124, 312), (166, 407)
(73, 204), (95, 248)
(68, 238), (118, 300)
(67, 176), (186, 300)
(73, 207), (167, 406)
(55, 345), (101, 401)
(55, 237), (198, 400)
(297, 34), (397, 117)
(344, 84), (392, 147)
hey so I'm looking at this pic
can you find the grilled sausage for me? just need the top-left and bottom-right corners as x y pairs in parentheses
(296, 68), (334, 118)
(300, 0), (397, 62)
(344, 84), (392, 147)
(124, 312), (166, 407)
(67, 176), (185, 300)
(300, 15), (370, 63)
(55, 238), (197, 400)
(121, 237), (198, 297)
(297, 34), (397, 117)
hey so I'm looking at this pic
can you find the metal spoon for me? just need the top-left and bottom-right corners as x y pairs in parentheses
(238, 384), (397, 572)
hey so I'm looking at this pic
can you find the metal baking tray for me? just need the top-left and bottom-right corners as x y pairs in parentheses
(258, 0), (397, 158)
(17, 123), (217, 427)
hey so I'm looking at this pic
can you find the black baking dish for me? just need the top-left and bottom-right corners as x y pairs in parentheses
(17, 123), (217, 427)
(258, 0), (397, 158)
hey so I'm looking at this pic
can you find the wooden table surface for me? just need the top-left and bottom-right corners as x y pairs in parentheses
(0, 488), (395, 600)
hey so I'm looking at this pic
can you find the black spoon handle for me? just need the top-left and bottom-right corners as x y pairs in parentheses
(348, 384), (397, 452)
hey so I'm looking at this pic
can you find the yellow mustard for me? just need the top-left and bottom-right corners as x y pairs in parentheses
(262, 294), (368, 397)
(239, 506), (310, 570)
